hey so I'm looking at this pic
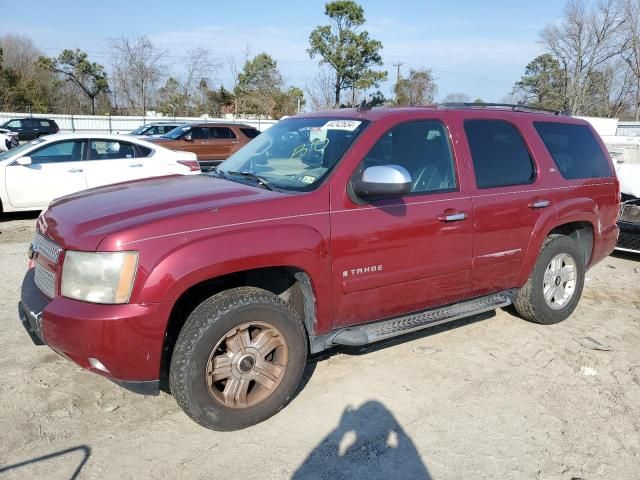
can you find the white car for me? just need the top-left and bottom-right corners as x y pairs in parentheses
(0, 133), (200, 212)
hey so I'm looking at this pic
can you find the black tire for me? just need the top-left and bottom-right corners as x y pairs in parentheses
(514, 235), (585, 324)
(169, 287), (308, 431)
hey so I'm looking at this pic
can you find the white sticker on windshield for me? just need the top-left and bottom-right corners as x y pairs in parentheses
(301, 175), (316, 184)
(322, 120), (362, 131)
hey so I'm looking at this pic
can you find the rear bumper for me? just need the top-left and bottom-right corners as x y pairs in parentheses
(616, 221), (640, 253)
(19, 268), (172, 395)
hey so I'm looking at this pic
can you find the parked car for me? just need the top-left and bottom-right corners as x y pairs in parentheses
(0, 133), (200, 212)
(0, 118), (59, 141)
(127, 122), (183, 137)
(19, 105), (619, 431)
(0, 128), (19, 151)
(147, 122), (261, 170)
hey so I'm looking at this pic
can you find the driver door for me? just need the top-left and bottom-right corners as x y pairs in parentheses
(330, 117), (474, 327)
(5, 139), (87, 209)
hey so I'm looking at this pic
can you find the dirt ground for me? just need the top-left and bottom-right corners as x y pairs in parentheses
(1, 212), (639, 480)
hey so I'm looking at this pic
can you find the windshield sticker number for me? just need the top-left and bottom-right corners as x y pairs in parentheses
(301, 175), (316, 184)
(322, 120), (361, 131)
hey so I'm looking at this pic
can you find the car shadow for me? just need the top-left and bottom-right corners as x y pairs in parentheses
(610, 250), (640, 262)
(292, 400), (431, 479)
(0, 210), (40, 222)
(0, 445), (91, 480)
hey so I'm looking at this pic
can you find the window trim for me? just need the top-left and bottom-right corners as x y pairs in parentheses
(349, 118), (460, 202)
(463, 118), (538, 190)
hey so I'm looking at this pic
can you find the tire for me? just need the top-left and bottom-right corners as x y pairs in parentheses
(514, 235), (585, 324)
(169, 287), (308, 431)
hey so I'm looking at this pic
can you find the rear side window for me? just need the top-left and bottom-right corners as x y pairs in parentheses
(534, 122), (612, 179)
(135, 145), (152, 157)
(464, 120), (535, 189)
(240, 127), (260, 138)
(40, 120), (50, 127)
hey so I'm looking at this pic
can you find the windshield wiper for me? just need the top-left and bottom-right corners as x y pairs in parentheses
(225, 171), (274, 191)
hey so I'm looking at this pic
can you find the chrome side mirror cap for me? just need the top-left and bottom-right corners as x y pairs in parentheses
(353, 165), (412, 198)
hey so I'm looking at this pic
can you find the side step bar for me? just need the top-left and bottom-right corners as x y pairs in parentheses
(311, 291), (514, 353)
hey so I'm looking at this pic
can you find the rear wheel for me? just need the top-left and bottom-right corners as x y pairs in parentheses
(169, 287), (308, 431)
(514, 236), (585, 324)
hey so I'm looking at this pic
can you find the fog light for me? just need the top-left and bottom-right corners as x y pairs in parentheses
(89, 357), (110, 373)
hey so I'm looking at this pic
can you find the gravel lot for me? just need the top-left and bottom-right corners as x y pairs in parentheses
(1, 213), (639, 480)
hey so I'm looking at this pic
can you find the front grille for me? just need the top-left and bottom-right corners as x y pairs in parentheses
(33, 232), (62, 263)
(617, 229), (640, 253)
(619, 202), (640, 224)
(34, 262), (56, 298)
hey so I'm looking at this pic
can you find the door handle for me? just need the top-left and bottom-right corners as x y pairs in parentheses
(68, 168), (83, 173)
(437, 211), (467, 222)
(528, 199), (550, 209)
(129, 163), (143, 167)
(231, 140), (240, 144)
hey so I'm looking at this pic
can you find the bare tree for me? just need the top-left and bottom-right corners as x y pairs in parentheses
(305, 66), (335, 111)
(110, 36), (165, 115)
(441, 92), (471, 104)
(176, 48), (219, 116)
(621, 0), (640, 119)
(540, 0), (627, 115)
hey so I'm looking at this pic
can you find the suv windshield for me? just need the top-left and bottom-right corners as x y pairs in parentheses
(163, 126), (190, 139)
(217, 117), (369, 191)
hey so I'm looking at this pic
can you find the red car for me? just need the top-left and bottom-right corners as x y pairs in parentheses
(19, 104), (619, 430)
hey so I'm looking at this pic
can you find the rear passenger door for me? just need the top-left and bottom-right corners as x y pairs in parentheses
(456, 116), (555, 295)
(209, 126), (238, 160)
(84, 139), (151, 188)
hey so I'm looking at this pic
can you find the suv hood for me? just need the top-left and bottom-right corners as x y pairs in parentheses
(40, 175), (284, 250)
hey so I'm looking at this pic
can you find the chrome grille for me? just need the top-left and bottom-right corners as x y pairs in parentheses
(33, 233), (62, 263)
(34, 263), (56, 298)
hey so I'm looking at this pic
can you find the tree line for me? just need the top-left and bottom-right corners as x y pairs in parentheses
(2, 0), (640, 119)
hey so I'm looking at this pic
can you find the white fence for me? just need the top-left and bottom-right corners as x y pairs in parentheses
(0, 112), (278, 134)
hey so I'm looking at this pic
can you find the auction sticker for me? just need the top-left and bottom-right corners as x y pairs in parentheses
(322, 120), (362, 131)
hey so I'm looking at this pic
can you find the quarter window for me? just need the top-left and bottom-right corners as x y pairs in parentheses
(358, 120), (457, 194)
(534, 122), (612, 179)
(29, 140), (85, 164)
(464, 120), (535, 189)
(240, 127), (260, 138)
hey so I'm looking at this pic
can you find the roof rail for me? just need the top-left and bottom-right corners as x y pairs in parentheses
(440, 102), (569, 116)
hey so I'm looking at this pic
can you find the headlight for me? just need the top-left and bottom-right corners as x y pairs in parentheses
(61, 251), (139, 304)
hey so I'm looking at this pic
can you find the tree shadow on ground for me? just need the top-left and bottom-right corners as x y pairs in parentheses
(292, 401), (431, 480)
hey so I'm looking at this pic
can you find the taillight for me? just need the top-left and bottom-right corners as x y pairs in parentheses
(177, 160), (201, 172)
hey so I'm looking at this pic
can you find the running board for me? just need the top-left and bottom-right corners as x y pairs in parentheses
(314, 291), (514, 352)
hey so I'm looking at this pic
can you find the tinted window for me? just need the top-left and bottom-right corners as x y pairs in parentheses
(135, 145), (152, 157)
(30, 140), (85, 164)
(89, 140), (137, 160)
(240, 127), (260, 138)
(212, 127), (236, 139)
(191, 127), (210, 140)
(534, 122), (612, 179)
(39, 120), (50, 127)
(359, 120), (457, 194)
(464, 120), (535, 189)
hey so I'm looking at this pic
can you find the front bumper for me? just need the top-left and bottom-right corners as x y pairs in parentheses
(19, 268), (172, 395)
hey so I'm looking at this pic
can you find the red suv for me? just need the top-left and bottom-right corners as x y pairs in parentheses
(19, 105), (619, 430)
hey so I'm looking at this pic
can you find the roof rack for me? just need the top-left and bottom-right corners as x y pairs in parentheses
(440, 102), (569, 116)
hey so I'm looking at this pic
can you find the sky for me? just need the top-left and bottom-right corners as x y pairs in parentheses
(2, 0), (566, 103)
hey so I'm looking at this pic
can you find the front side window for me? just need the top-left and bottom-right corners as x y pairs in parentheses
(356, 120), (457, 194)
(89, 140), (137, 160)
(163, 126), (190, 139)
(191, 127), (210, 140)
(218, 117), (369, 191)
(534, 122), (613, 180)
(212, 127), (236, 139)
(6, 120), (22, 128)
(464, 120), (535, 189)
(30, 140), (85, 164)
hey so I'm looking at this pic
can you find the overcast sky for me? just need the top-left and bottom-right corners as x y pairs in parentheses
(6, 0), (565, 102)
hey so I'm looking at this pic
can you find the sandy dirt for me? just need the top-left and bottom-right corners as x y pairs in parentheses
(1, 213), (639, 480)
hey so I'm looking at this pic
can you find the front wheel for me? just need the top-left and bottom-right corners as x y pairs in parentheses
(514, 236), (585, 324)
(169, 287), (308, 431)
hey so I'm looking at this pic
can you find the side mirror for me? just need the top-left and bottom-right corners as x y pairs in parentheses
(353, 165), (412, 198)
(183, 133), (193, 142)
(16, 156), (32, 166)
